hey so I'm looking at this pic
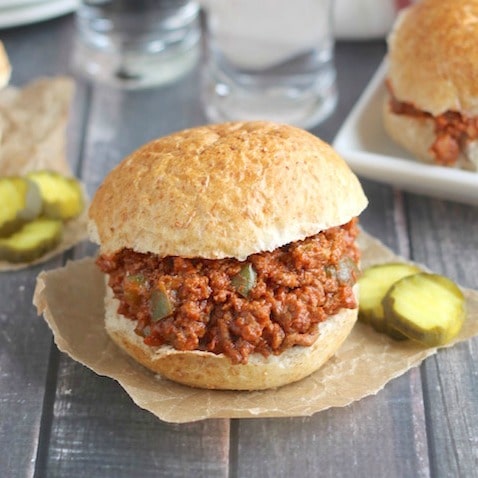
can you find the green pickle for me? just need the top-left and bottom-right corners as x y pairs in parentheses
(231, 263), (257, 297)
(383, 273), (465, 347)
(150, 283), (173, 322)
(124, 274), (146, 305)
(358, 262), (422, 340)
(27, 170), (84, 220)
(0, 177), (42, 237)
(0, 170), (84, 263)
(0, 218), (63, 263)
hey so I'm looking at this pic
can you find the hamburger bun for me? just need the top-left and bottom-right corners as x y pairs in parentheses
(89, 121), (368, 390)
(104, 283), (359, 390)
(384, 0), (478, 171)
(382, 99), (436, 165)
(387, 0), (478, 116)
(382, 99), (478, 171)
(89, 121), (367, 260)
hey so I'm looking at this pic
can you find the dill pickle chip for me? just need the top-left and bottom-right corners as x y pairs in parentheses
(358, 262), (422, 340)
(0, 218), (63, 263)
(27, 170), (84, 220)
(383, 273), (466, 347)
(0, 177), (42, 237)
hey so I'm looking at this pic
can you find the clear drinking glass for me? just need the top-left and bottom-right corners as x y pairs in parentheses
(200, 0), (337, 128)
(73, 0), (201, 89)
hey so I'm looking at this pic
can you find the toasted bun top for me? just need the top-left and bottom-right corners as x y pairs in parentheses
(88, 121), (367, 260)
(387, 0), (478, 116)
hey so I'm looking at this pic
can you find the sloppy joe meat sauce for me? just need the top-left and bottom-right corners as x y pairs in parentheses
(97, 219), (360, 364)
(387, 82), (478, 167)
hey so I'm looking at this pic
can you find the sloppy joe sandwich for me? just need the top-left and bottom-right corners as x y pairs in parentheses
(383, 0), (478, 171)
(88, 121), (368, 390)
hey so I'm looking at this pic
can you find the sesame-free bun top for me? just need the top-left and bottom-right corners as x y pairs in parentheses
(387, 0), (478, 116)
(88, 121), (367, 260)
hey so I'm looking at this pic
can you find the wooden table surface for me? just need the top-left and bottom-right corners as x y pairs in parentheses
(1, 13), (477, 478)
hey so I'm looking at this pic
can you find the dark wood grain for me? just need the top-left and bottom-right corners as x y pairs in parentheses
(233, 373), (429, 478)
(0, 266), (56, 478)
(0, 18), (83, 478)
(41, 359), (229, 478)
(406, 196), (478, 476)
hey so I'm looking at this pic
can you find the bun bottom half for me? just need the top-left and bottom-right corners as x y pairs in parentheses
(104, 285), (358, 390)
(382, 96), (478, 172)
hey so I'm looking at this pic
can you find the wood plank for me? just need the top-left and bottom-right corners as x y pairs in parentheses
(234, 373), (428, 478)
(0, 267), (56, 478)
(4, 17), (75, 86)
(43, 359), (230, 478)
(405, 196), (478, 476)
(0, 17), (87, 478)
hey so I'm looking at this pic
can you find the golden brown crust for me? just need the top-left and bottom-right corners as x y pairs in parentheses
(104, 285), (358, 390)
(387, 0), (478, 116)
(88, 121), (367, 260)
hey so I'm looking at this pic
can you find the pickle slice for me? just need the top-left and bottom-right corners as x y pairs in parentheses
(0, 218), (63, 263)
(383, 273), (466, 347)
(358, 262), (422, 340)
(0, 177), (42, 237)
(27, 170), (84, 220)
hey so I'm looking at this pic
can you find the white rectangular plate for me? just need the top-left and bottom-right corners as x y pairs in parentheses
(333, 59), (478, 206)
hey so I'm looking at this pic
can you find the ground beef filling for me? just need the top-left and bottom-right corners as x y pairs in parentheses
(97, 219), (360, 364)
(387, 84), (478, 167)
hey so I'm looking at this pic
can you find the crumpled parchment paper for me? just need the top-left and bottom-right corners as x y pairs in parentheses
(33, 230), (478, 423)
(0, 77), (88, 271)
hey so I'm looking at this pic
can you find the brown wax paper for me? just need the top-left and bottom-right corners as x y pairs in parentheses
(33, 231), (478, 423)
(0, 77), (89, 271)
